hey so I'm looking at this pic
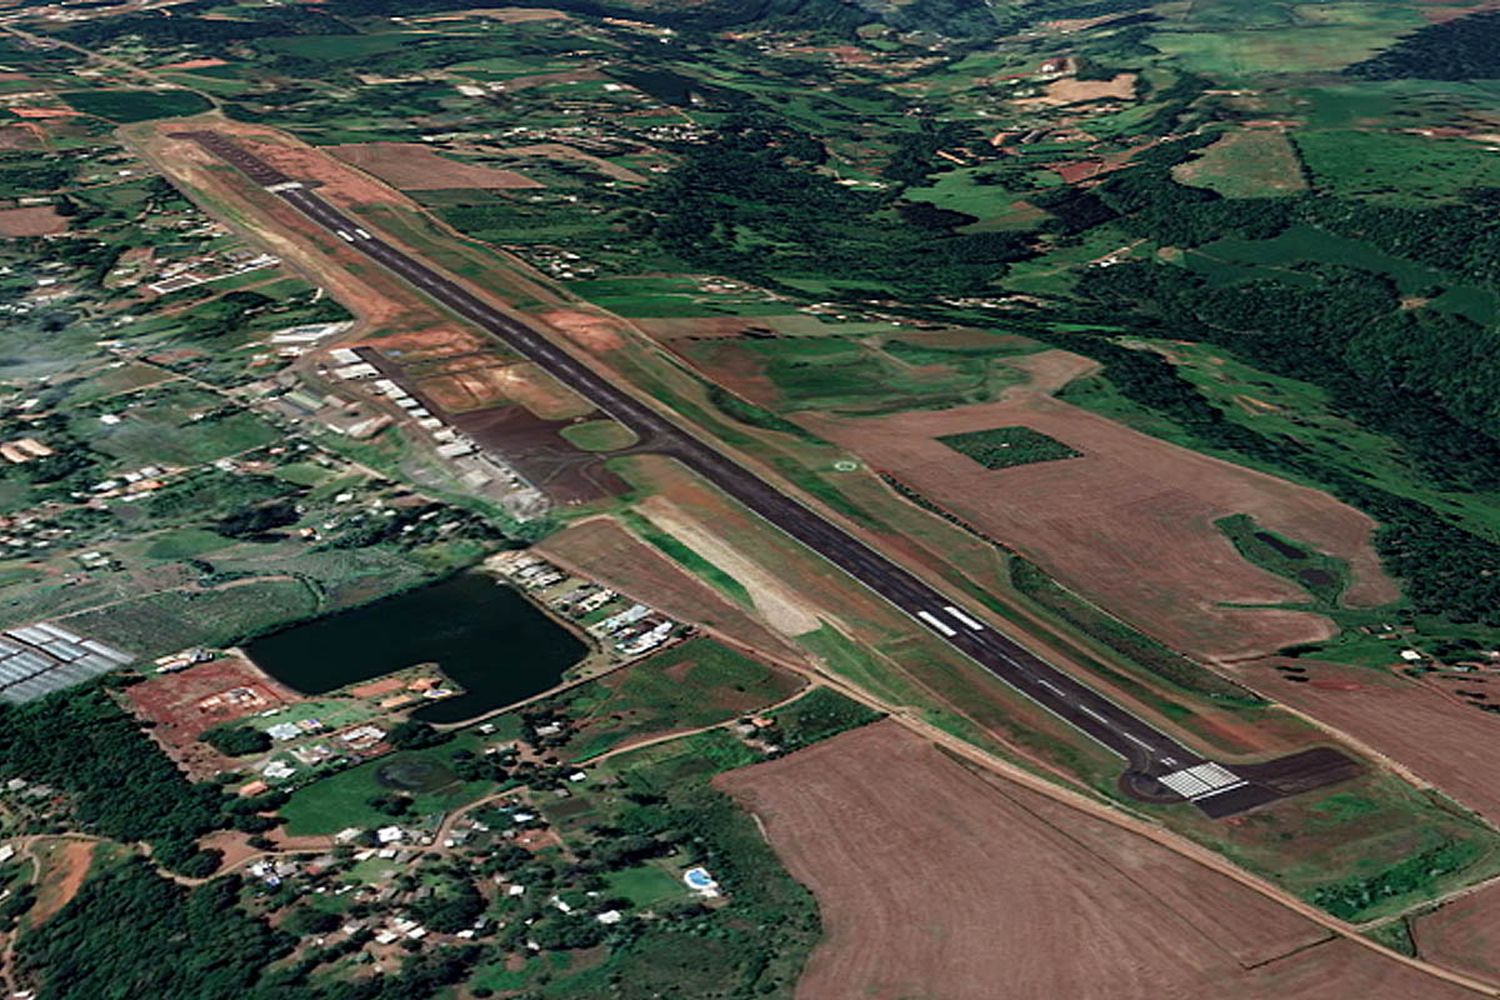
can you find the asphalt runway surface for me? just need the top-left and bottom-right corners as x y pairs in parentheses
(178, 130), (1352, 817)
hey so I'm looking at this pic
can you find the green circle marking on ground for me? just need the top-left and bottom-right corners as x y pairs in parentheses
(561, 418), (641, 453)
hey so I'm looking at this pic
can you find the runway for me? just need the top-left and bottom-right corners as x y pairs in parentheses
(178, 129), (1351, 817)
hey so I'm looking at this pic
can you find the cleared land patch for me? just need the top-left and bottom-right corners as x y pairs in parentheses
(1173, 129), (1308, 198)
(716, 721), (1473, 1000)
(536, 515), (799, 661)
(326, 142), (542, 191)
(0, 205), (66, 236)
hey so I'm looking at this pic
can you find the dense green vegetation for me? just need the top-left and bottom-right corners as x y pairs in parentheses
(1310, 840), (1485, 921)
(60, 89), (213, 123)
(17, 858), (483, 1000)
(763, 687), (883, 751)
(627, 115), (1031, 300)
(0, 685), (227, 873)
(1345, 9), (1500, 81)
(937, 425), (1081, 469)
(200, 723), (273, 756)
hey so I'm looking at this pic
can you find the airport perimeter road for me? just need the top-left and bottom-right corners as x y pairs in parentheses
(182, 130), (1290, 817)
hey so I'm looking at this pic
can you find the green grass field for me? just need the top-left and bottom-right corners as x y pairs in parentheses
(560, 419), (639, 453)
(541, 638), (802, 761)
(1293, 129), (1500, 204)
(279, 734), (494, 835)
(60, 89), (212, 123)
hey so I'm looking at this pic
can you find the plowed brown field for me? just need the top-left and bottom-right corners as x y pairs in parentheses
(799, 350), (1396, 662)
(326, 142), (541, 191)
(716, 721), (1475, 1000)
(1413, 881), (1500, 986)
(1247, 658), (1500, 823)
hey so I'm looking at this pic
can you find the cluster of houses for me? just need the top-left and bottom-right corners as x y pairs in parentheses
(490, 551), (684, 659)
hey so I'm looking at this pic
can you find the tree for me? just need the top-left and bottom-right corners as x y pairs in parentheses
(200, 725), (272, 757)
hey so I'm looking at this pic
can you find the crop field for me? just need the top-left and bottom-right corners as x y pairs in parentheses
(1148, 25), (1409, 77)
(716, 721), (1475, 999)
(60, 89), (211, 123)
(325, 143), (541, 191)
(800, 352), (1396, 662)
(534, 637), (803, 760)
(57, 580), (320, 660)
(1412, 881), (1500, 984)
(938, 425), (1081, 469)
(0, 205), (66, 236)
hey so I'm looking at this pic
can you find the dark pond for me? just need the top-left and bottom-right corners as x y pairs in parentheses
(1253, 530), (1307, 561)
(1298, 568), (1335, 588)
(245, 572), (586, 724)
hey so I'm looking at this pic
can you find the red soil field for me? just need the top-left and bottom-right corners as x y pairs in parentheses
(799, 350), (1396, 662)
(1413, 881), (1500, 986)
(125, 656), (301, 778)
(716, 721), (1475, 1000)
(326, 142), (541, 191)
(1246, 658), (1500, 823)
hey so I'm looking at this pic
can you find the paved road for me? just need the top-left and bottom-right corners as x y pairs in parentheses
(181, 130), (1297, 817)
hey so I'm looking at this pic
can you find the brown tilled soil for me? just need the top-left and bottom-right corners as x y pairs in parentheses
(536, 515), (803, 661)
(1245, 658), (1500, 823)
(715, 721), (1475, 1000)
(417, 360), (593, 420)
(1413, 881), (1500, 985)
(799, 350), (1396, 662)
(1036, 73), (1138, 105)
(0, 206), (66, 236)
(326, 142), (542, 191)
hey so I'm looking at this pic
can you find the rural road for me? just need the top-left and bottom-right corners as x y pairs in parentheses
(180, 129), (1329, 818)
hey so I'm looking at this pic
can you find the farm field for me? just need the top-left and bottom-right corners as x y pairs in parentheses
(716, 721), (1475, 1000)
(1413, 881), (1500, 986)
(800, 352), (1397, 662)
(1244, 658), (1500, 824)
(325, 142), (542, 192)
